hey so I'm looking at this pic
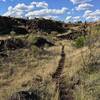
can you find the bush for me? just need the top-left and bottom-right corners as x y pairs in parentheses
(31, 45), (41, 57)
(27, 34), (38, 44)
(74, 36), (86, 48)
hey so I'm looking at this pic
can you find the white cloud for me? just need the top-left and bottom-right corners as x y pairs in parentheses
(43, 15), (58, 19)
(74, 16), (80, 20)
(31, 1), (48, 8)
(3, 3), (34, 17)
(83, 9), (100, 21)
(28, 15), (58, 20)
(65, 16), (81, 22)
(3, 1), (49, 18)
(3, 1), (68, 20)
(25, 7), (68, 19)
(76, 3), (93, 11)
(70, 0), (92, 4)
(65, 16), (72, 21)
(83, 10), (92, 17)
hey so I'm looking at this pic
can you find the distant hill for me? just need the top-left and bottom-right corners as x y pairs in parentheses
(0, 16), (66, 35)
(0, 16), (28, 35)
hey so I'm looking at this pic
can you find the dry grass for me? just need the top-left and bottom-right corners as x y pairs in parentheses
(0, 44), (61, 100)
(0, 25), (100, 100)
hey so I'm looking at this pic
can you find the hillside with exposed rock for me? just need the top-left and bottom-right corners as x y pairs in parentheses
(0, 16), (66, 35)
(0, 15), (100, 100)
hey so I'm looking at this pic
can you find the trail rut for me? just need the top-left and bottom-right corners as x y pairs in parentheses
(52, 45), (80, 100)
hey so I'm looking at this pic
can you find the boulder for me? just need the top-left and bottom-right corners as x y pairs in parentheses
(9, 91), (41, 100)
(33, 37), (54, 48)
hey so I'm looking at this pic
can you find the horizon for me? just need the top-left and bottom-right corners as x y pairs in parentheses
(0, 0), (100, 22)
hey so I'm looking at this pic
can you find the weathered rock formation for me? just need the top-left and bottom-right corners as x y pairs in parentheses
(0, 16), (66, 35)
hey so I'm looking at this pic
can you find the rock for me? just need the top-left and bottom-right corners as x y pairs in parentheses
(33, 37), (54, 48)
(9, 91), (41, 100)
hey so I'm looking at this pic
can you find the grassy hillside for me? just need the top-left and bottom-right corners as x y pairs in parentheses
(0, 17), (100, 100)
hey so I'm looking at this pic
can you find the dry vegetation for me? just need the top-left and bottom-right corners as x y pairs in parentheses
(0, 17), (100, 100)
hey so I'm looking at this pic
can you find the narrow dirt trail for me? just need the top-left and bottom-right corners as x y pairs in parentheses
(52, 45), (81, 100)
(52, 45), (74, 100)
(52, 45), (65, 80)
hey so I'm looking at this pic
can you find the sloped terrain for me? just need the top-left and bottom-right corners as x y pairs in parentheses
(0, 16), (66, 35)
(0, 17), (100, 100)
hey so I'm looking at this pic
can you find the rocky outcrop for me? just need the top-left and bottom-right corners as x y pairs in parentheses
(9, 91), (41, 100)
(33, 37), (54, 48)
(0, 16), (66, 35)
(27, 18), (66, 33)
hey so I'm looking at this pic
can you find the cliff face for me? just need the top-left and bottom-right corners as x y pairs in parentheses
(0, 16), (66, 35)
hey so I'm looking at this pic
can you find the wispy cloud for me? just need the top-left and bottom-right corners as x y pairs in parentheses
(31, 1), (48, 8)
(76, 3), (93, 11)
(83, 9), (100, 21)
(3, 1), (68, 19)
(70, 0), (92, 4)
(3, 3), (34, 18)
(65, 16), (81, 22)
(25, 7), (68, 19)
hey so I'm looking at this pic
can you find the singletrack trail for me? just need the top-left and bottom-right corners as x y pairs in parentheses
(52, 45), (81, 100)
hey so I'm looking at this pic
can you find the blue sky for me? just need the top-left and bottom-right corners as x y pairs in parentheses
(0, 0), (100, 22)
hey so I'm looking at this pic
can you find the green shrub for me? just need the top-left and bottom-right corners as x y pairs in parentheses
(31, 45), (41, 57)
(74, 36), (86, 48)
(27, 34), (38, 44)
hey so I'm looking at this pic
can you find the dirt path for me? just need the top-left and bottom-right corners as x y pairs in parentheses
(52, 45), (65, 80)
(52, 45), (73, 100)
(52, 45), (81, 100)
